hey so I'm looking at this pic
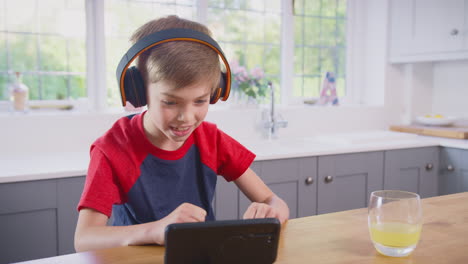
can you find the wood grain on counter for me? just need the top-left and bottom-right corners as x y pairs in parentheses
(390, 124), (468, 139)
(19, 192), (468, 264)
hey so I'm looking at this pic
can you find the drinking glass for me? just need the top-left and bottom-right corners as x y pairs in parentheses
(368, 190), (423, 257)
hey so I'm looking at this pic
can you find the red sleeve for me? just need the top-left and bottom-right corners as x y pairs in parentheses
(77, 147), (125, 218)
(216, 129), (256, 182)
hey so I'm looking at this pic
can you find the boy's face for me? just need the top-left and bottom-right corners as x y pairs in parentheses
(143, 79), (212, 150)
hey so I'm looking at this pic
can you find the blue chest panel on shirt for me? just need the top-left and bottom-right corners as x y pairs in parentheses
(112, 145), (217, 225)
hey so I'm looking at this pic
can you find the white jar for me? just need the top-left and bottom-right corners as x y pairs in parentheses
(9, 72), (29, 112)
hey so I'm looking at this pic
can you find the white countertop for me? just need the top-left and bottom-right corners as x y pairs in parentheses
(1, 130), (468, 184)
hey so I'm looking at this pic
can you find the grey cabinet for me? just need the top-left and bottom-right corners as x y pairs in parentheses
(215, 151), (385, 219)
(215, 157), (318, 220)
(0, 176), (85, 264)
(384, 147), (439, 198)
(317, 151), (384, 214)
(317, 152), (384, 214)
(439, 147), (468, 195)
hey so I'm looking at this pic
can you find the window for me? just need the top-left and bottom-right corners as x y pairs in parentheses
(206, 0), (281, 104)
(0, 0), (348, 108)
(104, 0), (197, 107)
(293, 0), (346, 99)
(0, 0), (86, 101)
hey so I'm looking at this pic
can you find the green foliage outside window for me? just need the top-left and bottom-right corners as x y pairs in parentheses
(1, 0), (347, 106)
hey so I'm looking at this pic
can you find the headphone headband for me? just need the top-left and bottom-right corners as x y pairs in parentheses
(116, 28), (231, 106)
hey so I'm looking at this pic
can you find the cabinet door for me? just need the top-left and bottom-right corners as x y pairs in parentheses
(439, 148), (468, 195)
(0, 180), (58, 263)
(461, 150), (468, 192)
(385, 147), (439, 198)
(411, 0), (465, 54)
(215, 157), (318, 220)
(317, 152), (384, 215)
(389, 0), (467, 61)
(57, 176), (85, 255)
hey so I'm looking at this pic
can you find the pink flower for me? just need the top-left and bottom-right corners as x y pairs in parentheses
(250, 66), (264, 80)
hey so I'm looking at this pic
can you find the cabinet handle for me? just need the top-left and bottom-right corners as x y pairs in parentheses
(447, 165), (455, 171)
(450, 29), (459, 36)
(425, 163), (433, 171)
(305, 177), (314, 185)
(324, 175), (333, 183)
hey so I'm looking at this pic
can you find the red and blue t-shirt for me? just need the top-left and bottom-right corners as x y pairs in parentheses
(77, 111), (255, 225)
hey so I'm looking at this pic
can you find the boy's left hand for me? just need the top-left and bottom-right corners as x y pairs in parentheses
(243, 202), (287, 223)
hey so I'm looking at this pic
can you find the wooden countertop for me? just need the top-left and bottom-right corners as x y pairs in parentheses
(18, 192), (468, 264)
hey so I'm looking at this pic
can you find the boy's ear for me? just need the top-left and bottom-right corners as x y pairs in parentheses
(123, 66), (147, 107)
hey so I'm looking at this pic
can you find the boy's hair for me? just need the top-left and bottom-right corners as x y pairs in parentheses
(130, 15), (221, 93)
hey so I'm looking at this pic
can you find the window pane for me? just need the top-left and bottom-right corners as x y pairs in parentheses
(245, 13), (264, 43)
(208, 0), (224, 8)
(23, 74), (39, 100)
(1, 0), (86, 103)
(304, 77), (320, 97)
(265, 0), (280, 13)
(0, 74), (8, 100)
(40, 36), (67, 71)
(69, 75), (86, 98)
(246, 0), (264, 12)
(207, 0), (281, 103)
(294, 0), (304, 15)
(265, 13), (280, 43)
(294, 0), (346, 99)
(336, 19), (346, 46)
(41, 75), (68, 100)
(304, 0), (320, 16)
(104, 0), (196, 107)
(9, 34), (37, 72)
(337, 0), (346, 17)
(222, 9), (245, 42)
(303, 47), (320, 76)
(294, 47), (303, 75)
(321, 0), (337, 17)
(264, 45), (280, 75)
(294, 16), (304, 43)
(0, 33), (6, 71)
(293, 77), (303, 97)
(336, 76), (345, 97)
(38, 0), (65, 34)
(245, 44), (263, 69)
(5, 0), (36, 32)
(303, 17), (321, 46)
(69, 39), (87, 73)
(321, 18), (337, 46)
(337, 47), (346, 76)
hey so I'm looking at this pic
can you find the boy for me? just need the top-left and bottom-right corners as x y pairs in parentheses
(74, 15), (289, 252)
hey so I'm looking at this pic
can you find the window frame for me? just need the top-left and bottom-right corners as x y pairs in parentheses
(1, 0), (355, 112)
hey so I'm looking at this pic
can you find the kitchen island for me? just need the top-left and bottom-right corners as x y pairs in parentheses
(17, 192), (468, 264)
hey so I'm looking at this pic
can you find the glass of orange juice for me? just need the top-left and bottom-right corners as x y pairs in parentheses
(368, 190), (422, 257)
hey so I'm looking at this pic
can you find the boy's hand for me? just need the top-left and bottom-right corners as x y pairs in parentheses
(243, 202), (286, 223)
(151, 203), (206, 245)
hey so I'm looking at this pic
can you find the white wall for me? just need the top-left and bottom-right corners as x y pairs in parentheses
(432, 61), (468, 118)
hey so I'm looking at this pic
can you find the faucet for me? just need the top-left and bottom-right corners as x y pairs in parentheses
(263, 81), (288, 139)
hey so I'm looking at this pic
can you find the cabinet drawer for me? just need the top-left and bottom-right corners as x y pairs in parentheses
(0, 180), (57, 214)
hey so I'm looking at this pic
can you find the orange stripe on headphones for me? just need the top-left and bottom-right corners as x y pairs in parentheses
(120, 38), (231, 105)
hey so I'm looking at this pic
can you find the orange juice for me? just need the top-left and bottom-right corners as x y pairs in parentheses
(369, 222), (422, 247)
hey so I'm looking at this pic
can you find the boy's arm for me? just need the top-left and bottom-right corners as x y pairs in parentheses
(234, 168), (290, 223)
(74, 203), (206, 252)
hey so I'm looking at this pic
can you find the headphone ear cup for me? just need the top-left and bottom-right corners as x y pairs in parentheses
(210, 72), (229, 104)
(123, 66), (147, 107)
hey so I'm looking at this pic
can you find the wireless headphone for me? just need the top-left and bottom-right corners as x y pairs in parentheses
(116, 28), (231, 107)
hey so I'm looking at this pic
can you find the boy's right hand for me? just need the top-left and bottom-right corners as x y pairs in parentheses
(151, 203), (206, 245)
